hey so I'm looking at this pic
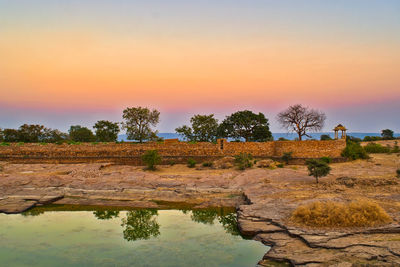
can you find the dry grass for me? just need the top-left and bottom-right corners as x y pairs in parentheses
(290, 200), (392, 227)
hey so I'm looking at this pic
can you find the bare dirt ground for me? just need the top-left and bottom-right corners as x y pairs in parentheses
(1, 153), (399, 266)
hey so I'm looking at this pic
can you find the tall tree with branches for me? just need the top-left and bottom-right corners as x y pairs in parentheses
(218, 110), (272, 142)
(122, 107), (160, 143)
(277, 104), (326, 141)
(175, 114), (219, 142)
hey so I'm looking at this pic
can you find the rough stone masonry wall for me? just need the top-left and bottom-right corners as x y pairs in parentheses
(0, 139), (346, 164)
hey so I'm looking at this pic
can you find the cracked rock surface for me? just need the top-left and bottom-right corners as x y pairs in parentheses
(1, 153), (400, 266)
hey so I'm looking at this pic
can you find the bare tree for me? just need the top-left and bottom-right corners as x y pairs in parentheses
(277, 104), (326, 141)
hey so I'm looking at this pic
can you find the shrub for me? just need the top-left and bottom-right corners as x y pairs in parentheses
(397, 169), (400, 178)
(141, 150), (162, 170)
(392, 142), (400, 153)
(277, 163), (284, 168)
(364, 143), (391, 154)
(306, 159), (331, 183)
(67, 141), (81, 145)
(234, 153), (254, 170)
(0, 142), (10, 146)
(281, 152), (293, 164)
(320, 157), (332, 164)
(278, 137), (289, 141)
(202, 162), (213, 167)
(17, 142), (24, 146)
(290, 200), (392, 227)
(168, 160), (176, 166)
(347, 136), (362, 143)
(363, 136), (382, 142)
(320, 134), (332, 141)
(187, 158), (196, 168)
(341, 141), (368, 160)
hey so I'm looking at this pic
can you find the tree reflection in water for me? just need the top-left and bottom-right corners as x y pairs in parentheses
(93, 210), (120, 220)
(190, 209), (218, 225)
(218, 213), (240, 236)
(121, 209), (160, 242)
(21, 208), (45, 217)
(189, 209), (240, 236)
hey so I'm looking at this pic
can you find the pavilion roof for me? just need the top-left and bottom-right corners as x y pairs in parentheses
(333, 124), (347, 131)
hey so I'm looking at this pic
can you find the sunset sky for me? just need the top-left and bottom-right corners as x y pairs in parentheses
(0, 0), (399, 132)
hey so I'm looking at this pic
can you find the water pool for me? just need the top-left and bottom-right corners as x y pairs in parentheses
(0, 206), (268, 267)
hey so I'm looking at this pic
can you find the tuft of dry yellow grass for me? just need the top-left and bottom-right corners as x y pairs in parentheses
(290, 200), (392, 227)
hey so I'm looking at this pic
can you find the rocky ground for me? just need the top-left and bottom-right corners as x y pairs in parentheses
(0, 154), (399, 266)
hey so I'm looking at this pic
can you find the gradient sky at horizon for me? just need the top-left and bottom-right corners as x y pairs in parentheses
(1, 0), (399, 132)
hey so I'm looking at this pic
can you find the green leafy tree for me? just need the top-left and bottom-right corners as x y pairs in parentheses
(175, 114), (219, 142)
(69, 125), (96, 142)
(218, 110), (272, 142)
(121, 210), (160, 241)
(2, 129), (20, 142)
(18, 124), (46, 142)
(93, 120), (120, 142)
(277, 104), (326, 141)
(381, 129), (394, 140)
(122, 107), (160, 143)
(0, 128), (3, 142)
(141, 150), (162, 170)
(306, 159), (331, 183)
(43, 129), (69, 143)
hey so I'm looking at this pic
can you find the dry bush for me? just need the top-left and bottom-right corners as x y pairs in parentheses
(290, 200), (392, 227)
(213, 156), (235, 169)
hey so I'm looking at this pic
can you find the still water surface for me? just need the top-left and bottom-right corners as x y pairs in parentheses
(0, 206), (267, 267)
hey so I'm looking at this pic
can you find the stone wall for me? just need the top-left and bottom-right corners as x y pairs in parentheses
(0, 139), (346, 164)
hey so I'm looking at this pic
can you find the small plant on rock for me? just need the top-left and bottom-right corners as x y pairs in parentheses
(364, 143), (391, 154)
(234, 153), (254, 170)
(202, 162), (213, 167)
(141, 150), (162, 171)
(320, 157), (332, 164)
(281, 152), (293, 164)
(277, 163), (284, 168)
(392, 142), (400, 153)
(397, 169), (400, 178)
(306, 159), (331, 183)
(187, 158), (196, 168)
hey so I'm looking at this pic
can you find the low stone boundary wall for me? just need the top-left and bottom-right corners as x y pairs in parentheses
(0, 139), (346, 164)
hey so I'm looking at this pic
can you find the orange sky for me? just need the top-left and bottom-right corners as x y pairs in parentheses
(1, 29), (399, 111)
(0, 1), (399, 131)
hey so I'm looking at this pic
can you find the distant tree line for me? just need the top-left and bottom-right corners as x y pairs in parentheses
(0, 121), (121, 143)
(0, 107), (162, 143)
(175, 110), (274, 142)
(2, 104), (394, 144)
